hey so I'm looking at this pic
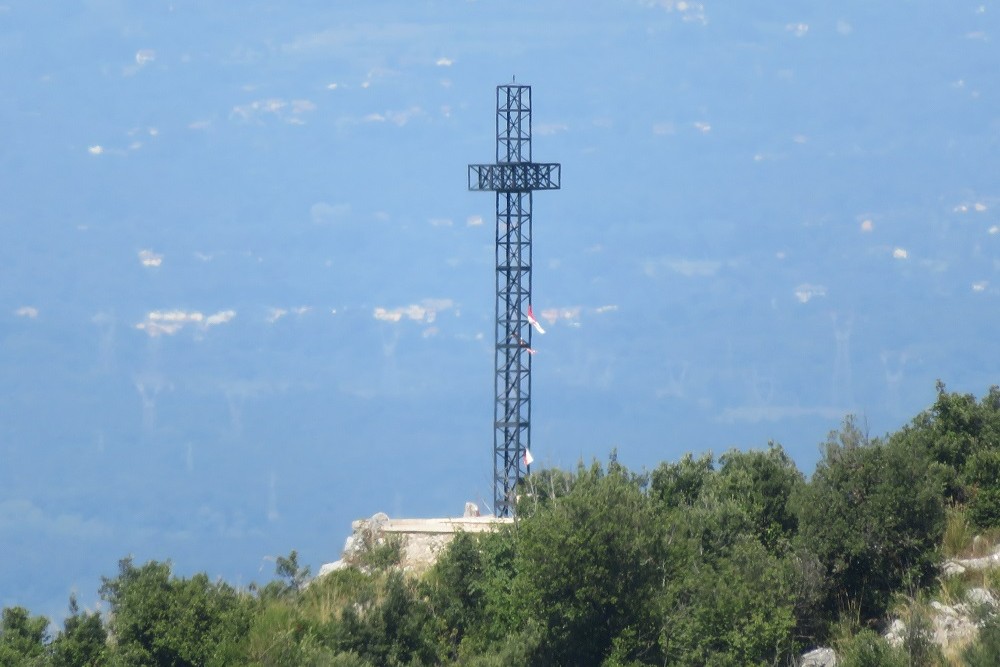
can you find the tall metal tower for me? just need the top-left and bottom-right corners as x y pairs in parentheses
(468, 84), (561, 517)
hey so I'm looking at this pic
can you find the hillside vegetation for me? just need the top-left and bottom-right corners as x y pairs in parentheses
(7, 383), (1000, 666)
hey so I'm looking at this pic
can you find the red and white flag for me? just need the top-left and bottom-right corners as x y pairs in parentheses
(523, 448), (535, 466)
(527, 305), (546, 335)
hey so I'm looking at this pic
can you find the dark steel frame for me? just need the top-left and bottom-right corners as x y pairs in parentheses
(468, 85), (561, 517)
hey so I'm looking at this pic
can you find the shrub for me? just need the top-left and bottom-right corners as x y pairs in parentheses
(836, 628), (906, 667)
(793, 418), (945, 626)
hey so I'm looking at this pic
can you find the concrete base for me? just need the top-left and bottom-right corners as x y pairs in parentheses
(318, 508), (514, 578)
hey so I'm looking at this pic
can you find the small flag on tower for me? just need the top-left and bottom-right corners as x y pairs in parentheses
(524, 448), (535, 466)
(512, 333), (536, 355)
(527, 305), (546, 335)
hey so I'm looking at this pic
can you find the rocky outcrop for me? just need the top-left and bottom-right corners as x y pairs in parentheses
(884, 587), (998, 651)
(942, 544), (1000, 576)
(799, 647), (836, 666)
(317, 506), (513, 578)
(798, 585), (996, 666)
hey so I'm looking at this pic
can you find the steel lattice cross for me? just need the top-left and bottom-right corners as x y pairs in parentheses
(468, 84), (561, 517)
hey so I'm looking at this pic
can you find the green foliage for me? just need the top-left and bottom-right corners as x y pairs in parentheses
(926, 382), (990, 471)
(969, 487), (1000, 530)
(656, 460), (808, 667)
(298, 567), (378, 626)
(891, 382), (1000, 508)
(658, 535), (799, 665)
(458, 624), (543, 667)
(422, 531), (485, 659)
(355, 534), (404, 572)
(11, 382), (1000, 666)
(327, 652), (376, 666)
(936, 574), (970, 608)
(258, 550), (313, 601)
(242, 600), (335, 667)
(893, 598), (945, 666)
(965, 449), (1000, 528)
(942, 505), (974, 557)
(513, 459), (663, 666)
(964, 612), (1000, 666)
(517, 466), (577, 511)
(650, 452), (714, 508)
(344, 526), (405, 572)
(99, 556), (256, 666)
(793, 417), (945, 626)
(331, 571), (438, 666)
(836, 628), (906, 667)
(452, 528), (521, 655)
(714, 443), (804, 550)
(275, 550), (311, 591)
(49, 594), (107, 667)
(0, 606), (49, 667)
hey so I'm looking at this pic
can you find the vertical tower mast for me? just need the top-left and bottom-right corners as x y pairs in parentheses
(468, 84), (561, 517)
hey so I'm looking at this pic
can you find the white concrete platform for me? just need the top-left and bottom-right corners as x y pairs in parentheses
(374, 516), (514, 534)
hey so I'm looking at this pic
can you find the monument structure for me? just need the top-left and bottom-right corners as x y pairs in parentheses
(468, 84), (561, 516)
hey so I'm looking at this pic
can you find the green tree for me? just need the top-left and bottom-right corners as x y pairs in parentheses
(0, 606), (49, 667)
(422, 531), (484, 660)
(332, 571), (438, 666)
(963, 448), (1000, 528)
(656, 493), (801, 665)
(259, 550), (312, 601)
(889, 382), (1000, 506)
(49, 594), (107, 667)
(451, 527), (528, 660)
(242, 600), (336, 667)
(99, 557), (256, 666)
(650, 452), (714, 508)
(793, 418), (945, 626)
(519, 466), (577, 510)
(714, 443), (804, 550)
(513, 459), (663, 666)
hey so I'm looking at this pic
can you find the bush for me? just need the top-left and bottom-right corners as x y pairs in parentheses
(99, 557), (256, 666)
(514, 459), (662, 665)
(49, 594), (107, 667)
(714, 443), (804, 550)
(942, 506), (974, 557)
(964, 613), (1000, 666)
(0, 606), (49, 666)
(650, 452), (714, 508)
(836, 629), (906, 667)
(659, 535), (800, 665)
(965, 449), (1000, 528)
(331, 571), (438, 666)
(793, 418), (945, 626)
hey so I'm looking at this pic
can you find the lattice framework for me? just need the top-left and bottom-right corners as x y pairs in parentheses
(468, 85), (561, 517)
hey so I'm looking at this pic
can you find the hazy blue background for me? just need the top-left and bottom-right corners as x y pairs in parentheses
(2, 0), (999, 619)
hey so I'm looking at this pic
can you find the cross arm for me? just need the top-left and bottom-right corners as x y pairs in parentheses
(468, 162), (561, 192)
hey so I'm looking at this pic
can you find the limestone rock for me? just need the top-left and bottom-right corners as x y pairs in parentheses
(941, 560), (966, 577)
(931, 602), (978, 648)
(799, 647), (836, 666)
(945, 544), (1000, 572)
(967, 587), (998, 608)
(885, 619), (906, 647)
(317, 560), (347, 577)
(341, 512), (391, 564)
(886, 599), (984, 651)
